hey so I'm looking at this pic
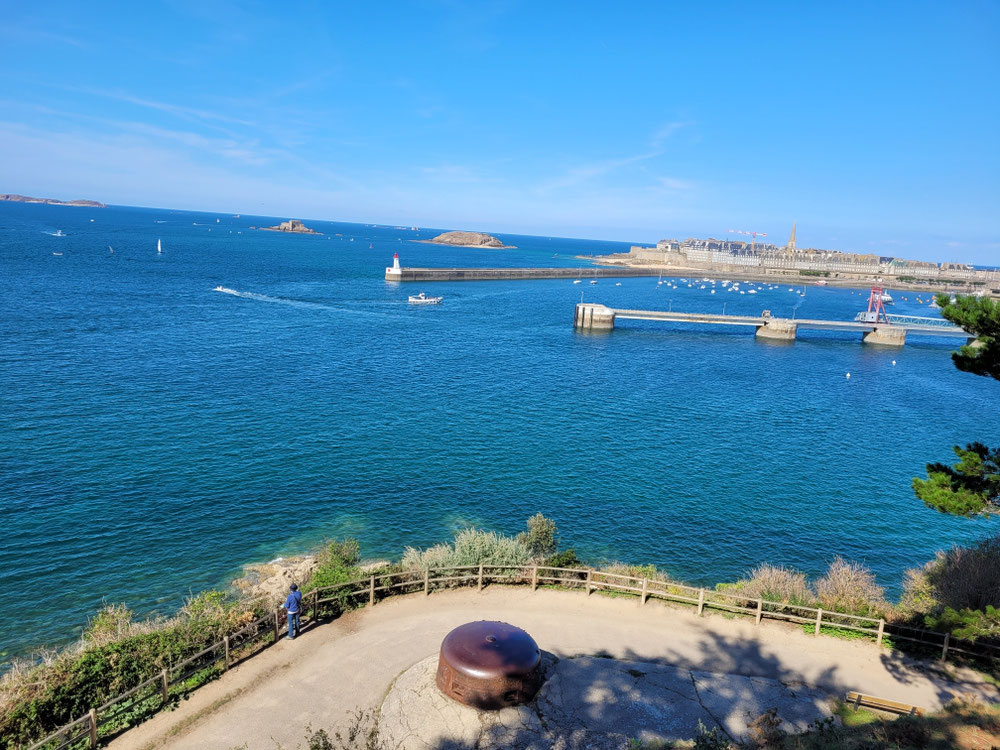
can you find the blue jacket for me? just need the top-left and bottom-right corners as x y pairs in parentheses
(284, 590), (302, 613)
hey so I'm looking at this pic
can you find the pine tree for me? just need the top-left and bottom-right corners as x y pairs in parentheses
(912, 295), (1000, 516)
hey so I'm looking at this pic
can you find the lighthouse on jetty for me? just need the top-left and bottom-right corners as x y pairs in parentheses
(386, 253), (401, 280)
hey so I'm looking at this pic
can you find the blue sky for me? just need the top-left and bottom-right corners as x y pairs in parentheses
(2, 1), (997, 263)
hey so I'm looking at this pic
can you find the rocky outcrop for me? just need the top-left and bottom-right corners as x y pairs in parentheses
(232, 556), (317, 606)
(259, 219), (321, 234)
(426, 231), (513, 248)
(0, 193), (106, 207)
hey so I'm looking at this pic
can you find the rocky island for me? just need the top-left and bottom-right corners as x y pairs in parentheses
(1, 193), (106, 207)
(255, 219), (321, 234)
(423, 230), (514, 248)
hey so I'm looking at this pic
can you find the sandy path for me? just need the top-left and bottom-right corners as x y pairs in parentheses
(107, 586), (997, 750)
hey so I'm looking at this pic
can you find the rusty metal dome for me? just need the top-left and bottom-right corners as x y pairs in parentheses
(435, 621), (542, 710)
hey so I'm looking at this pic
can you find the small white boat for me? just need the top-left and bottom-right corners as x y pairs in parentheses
(589, 280), (597, 285)
(157, 238), (162, 254)
(880, 291), (894, 305)
(52, 251), (63, 256)
(573, 279), (582, 284)
(408, 292), (442, 305)
(615, 282), (622, 286)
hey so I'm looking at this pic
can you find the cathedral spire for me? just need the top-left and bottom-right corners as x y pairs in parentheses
(787, 222), (797, 251)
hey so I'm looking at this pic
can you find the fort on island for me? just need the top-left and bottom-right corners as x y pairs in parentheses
(601, 223), (1000, 295)
(256, 219), (321, 234)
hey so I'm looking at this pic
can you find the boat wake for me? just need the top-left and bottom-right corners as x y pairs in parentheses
(44, 230), (67, 237)
(212, 286), (393, 318)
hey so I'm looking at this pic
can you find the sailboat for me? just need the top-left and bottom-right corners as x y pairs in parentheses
(108, 246), (114, 254)
(157, 238), (162, 254)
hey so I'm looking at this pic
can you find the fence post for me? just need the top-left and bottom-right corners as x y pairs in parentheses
(424, 568), (429, 595)
(223, 635), (230, 671)
(755, 598), (763, 625)
(877, 619), (885, 648)
(941, 633), (950, 661)
(697, 588), (705, 617)
(815, 608), (823, 636)
(273, 609), (280, 642)
(89, 707), (98, 748)
(160, 668), (169, 703)
(640, 578), (648, 606)
(586, 570), (593, 595)
(478, 563), (484, 591)
(369, 575), (375, 606)
(531, 564), (538, 591)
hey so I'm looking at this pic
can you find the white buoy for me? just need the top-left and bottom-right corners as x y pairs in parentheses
(846, 373), (851, 379)
(892, 360), (896, 366)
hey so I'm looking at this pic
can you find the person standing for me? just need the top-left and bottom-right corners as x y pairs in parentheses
(284, 583), (302, 639)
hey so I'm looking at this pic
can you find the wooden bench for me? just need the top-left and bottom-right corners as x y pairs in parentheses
(845, 691), (925, 716)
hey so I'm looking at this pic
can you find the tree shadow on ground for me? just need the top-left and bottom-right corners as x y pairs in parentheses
(392, 631), (848, 750)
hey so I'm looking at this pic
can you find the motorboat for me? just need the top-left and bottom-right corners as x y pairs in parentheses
(573, 279), (582, 284)
(589, 280), (597, 285)
(408, 292), (442, 305)
(879, 291), (894, 305)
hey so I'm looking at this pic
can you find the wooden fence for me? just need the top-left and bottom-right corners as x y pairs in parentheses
(23, 564), (1000, 749)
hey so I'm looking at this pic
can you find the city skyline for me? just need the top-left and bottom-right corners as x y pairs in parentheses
(1, 2), (997, 264)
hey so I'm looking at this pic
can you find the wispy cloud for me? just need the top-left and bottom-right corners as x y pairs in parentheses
(535, 121), (695, 193)
(71, 86), (256, 130)
(535, 151), (662, 192)
(650, 121), (691, 148)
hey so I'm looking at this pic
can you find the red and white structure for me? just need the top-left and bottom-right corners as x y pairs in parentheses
(386, 253), (401, 279)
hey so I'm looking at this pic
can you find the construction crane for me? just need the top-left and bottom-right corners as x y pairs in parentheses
(726, 229), (767, 252)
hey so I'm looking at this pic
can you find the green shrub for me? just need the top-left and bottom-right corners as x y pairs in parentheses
(304, 539), (361, 592)
(517, 513), (558, 559)
(926, 604), (1000, 641)
(401, 528), (531, 570)
(544, 549), (583, 569)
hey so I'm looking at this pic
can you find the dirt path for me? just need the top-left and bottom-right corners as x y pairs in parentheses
(107, 587), (997, 750)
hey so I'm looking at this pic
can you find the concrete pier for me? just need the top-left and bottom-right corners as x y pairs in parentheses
(387, 267), (661, 282)
(572, 303), (966, 346)
(862, 326), (906, 346)
(574, 303), (616, 331)
(754, 319), (798, 341)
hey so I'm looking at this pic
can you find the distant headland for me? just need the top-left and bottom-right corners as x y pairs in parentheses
(420, 230), (514, 249)
(1, 193), (106, 208)
(253, 219), (321, 235)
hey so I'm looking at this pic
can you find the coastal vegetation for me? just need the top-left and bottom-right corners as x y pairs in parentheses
(3, 512), (998, 749)
(909, 295), (1000, 640)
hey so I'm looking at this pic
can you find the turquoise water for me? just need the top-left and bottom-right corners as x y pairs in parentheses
(1, 203), (996, 666)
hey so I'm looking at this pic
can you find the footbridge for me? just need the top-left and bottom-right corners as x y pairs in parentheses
(573, 304), (969, 346)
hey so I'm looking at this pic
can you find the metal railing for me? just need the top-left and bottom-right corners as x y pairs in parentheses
(22, 563), (1000, 749)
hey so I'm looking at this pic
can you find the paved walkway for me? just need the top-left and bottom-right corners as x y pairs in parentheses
(107, 587), (998, 750)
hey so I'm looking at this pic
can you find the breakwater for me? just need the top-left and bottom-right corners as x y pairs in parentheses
(573, 303), (969, 346)
(385, 266), (661, 282)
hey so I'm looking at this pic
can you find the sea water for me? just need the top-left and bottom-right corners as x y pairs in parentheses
(1, 202), (996, 666)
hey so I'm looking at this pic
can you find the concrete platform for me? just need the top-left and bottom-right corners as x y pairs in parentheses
(106, 587), (998, 750)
